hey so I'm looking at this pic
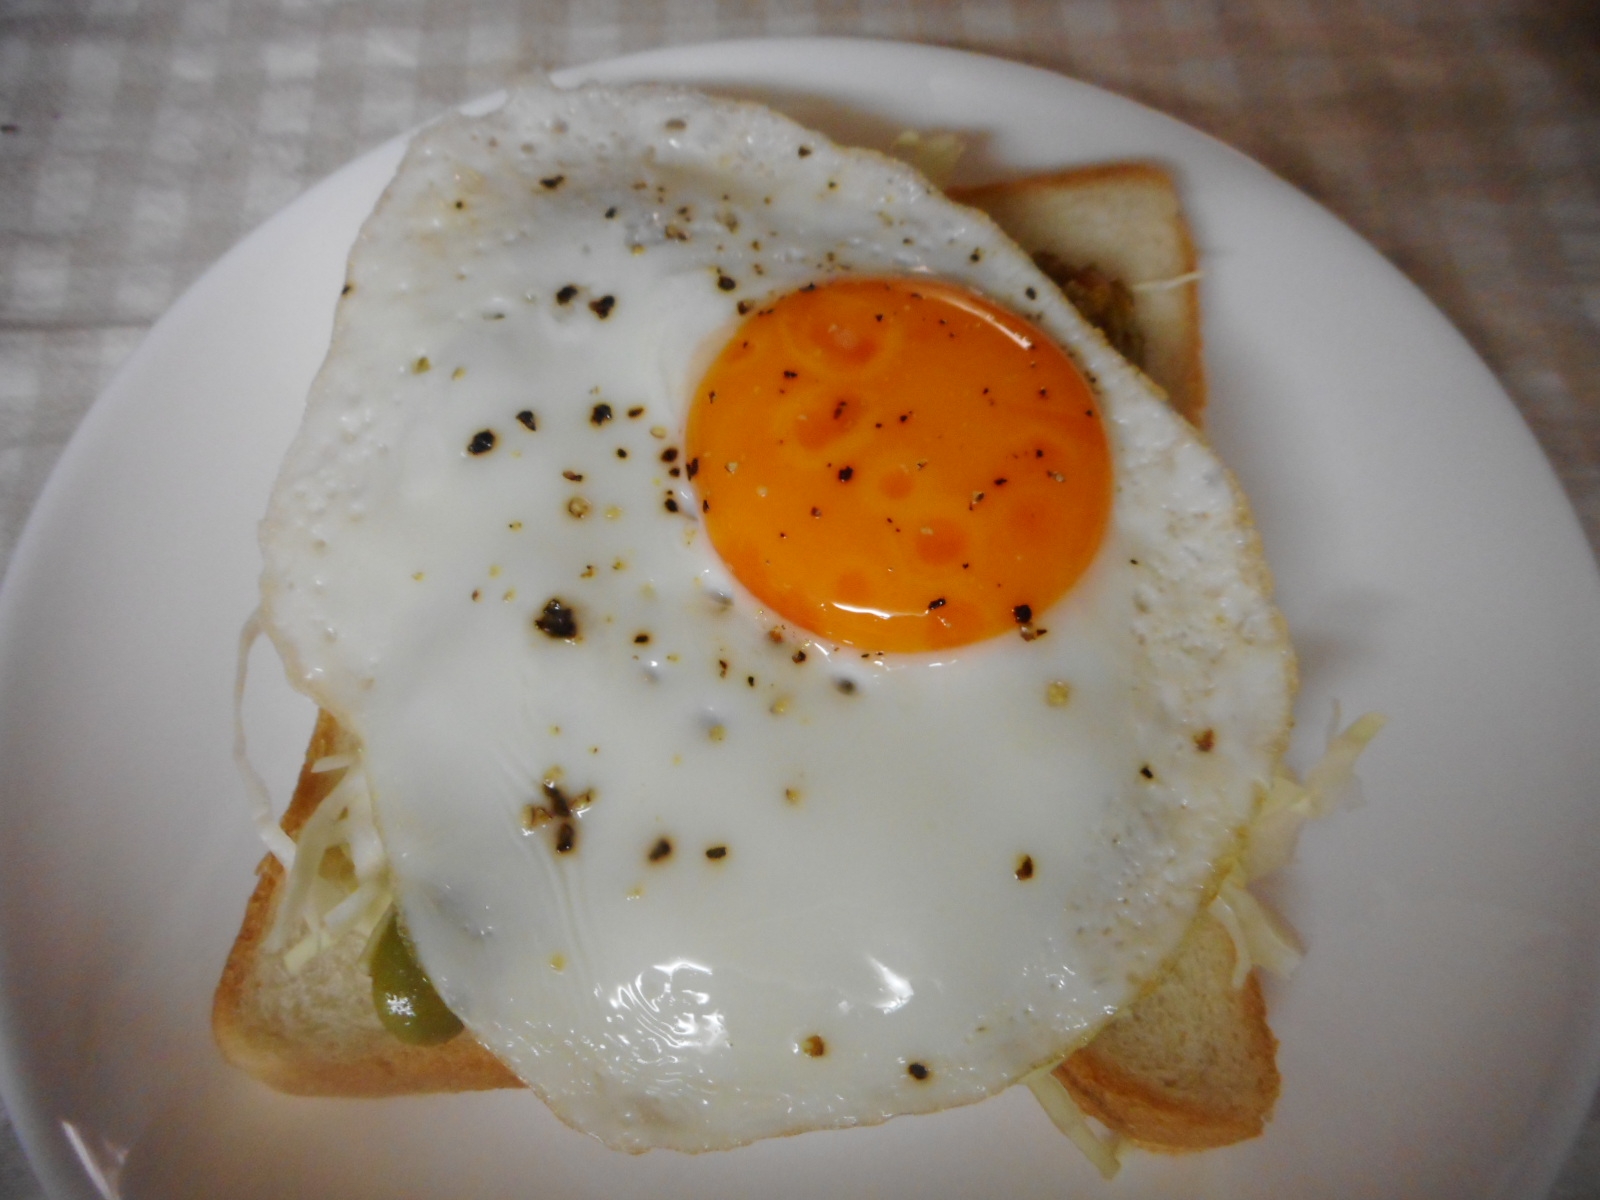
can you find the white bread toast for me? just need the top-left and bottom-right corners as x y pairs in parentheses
(215, 163), (1277, 1150)
(951, 163), (1206, 425)
(214, 710), (518, 1095)
(1056, 910), (1278, 1150)
(215, 707), (1279, 1139)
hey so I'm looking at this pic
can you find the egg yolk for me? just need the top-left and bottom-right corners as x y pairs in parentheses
(686, 278), (1112, 652)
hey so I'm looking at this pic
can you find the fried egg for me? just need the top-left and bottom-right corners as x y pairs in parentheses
(257, 83), (1295, 1152)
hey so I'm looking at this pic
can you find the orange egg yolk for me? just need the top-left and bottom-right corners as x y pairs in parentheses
(685, 278), (1112, 653)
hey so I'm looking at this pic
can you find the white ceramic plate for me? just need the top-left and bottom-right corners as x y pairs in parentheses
(3, 38), (1599, 1200)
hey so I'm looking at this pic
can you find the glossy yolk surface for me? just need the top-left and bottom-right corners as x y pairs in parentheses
(687, 278), (1112, 652)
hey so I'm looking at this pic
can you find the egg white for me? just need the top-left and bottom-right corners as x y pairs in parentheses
(258, 83), (1295, 1152)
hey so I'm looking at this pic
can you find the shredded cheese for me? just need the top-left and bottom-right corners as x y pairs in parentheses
(1211, 707), (1386, 981)
(887, 130), (965, 188)
(265, 762), (394, 975)
(1024, 1067), (1124, 1179)
(236, 607), (395, 974)
(233, 611), (296, 870)
(1129, 270), (1203, 293)
(1210, 874), (1303, 987)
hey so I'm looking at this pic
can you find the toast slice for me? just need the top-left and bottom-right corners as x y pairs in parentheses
(215, 163), (1276, 1150)
(216, 703), (1278, 1141)
(213, 710), (518, 1095)
(1055, 909), (1279, 1150)
(951, 163), (1206, 425)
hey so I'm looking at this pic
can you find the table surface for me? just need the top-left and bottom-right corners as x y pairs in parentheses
(1, 0), (1598, 1196)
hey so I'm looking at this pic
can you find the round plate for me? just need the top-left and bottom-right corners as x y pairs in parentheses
(3, 38), (1599, 1200)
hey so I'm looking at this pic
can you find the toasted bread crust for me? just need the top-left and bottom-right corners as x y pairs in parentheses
(1055, 910), (1280, 1151)
(952, 163), (1206, 425)
(212, 710), (520, 1096)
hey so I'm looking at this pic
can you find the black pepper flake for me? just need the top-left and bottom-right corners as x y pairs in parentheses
(556, 284), (578, 305)
(717, 274), (737, 291)
(1194, 729), (1216, 752)
(1025, 286), (1037, 300)
(927, 597), (946, 610)
(467, 429), (497, 455)
(543, 781), (572, 817)
(516, 410), (538, 431)
(838, 466), (854, 482)
(341, 282), (353, 296)
(540, 174), (565, 189)
(798, 145), (813, 157)
(604, 206), (618, 219)
(1140, 764), (1154, 780)
(737, 299), (754, 315)
(1013, 604), (1032, 624)
(589, 295), (616, 318)
(782, 369), (798, 379)
(994, 477), (1008, 486)
(1015, 854), (1035, 881)
(686, 457), (700, 479)
(616, 447), (628, 459)
(661, 447), (679, 463)
(835, 678), (857, 695)
(648, 837), (673, 863)
(792, 650), (807, 663)
(534, 598), (579, 640)
(907, 1062), (930, 1081)
(590, 402), (614, 425)
(563, 469), (584, 482)
(555, 820), (575, 853)
(634, 632), (651, 644)
(810, 506), (821, 517)
(664, 496), (680, 513)
(705, 845), (727, 860)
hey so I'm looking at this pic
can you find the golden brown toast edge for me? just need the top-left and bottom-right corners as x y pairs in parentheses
(1056, 910), (1281, 1151)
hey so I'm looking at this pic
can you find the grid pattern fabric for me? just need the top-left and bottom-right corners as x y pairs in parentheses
(1, 1), (1598, 1196)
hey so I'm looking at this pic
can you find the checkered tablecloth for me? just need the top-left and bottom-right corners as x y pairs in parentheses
(2, 1), (1597, 1196)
